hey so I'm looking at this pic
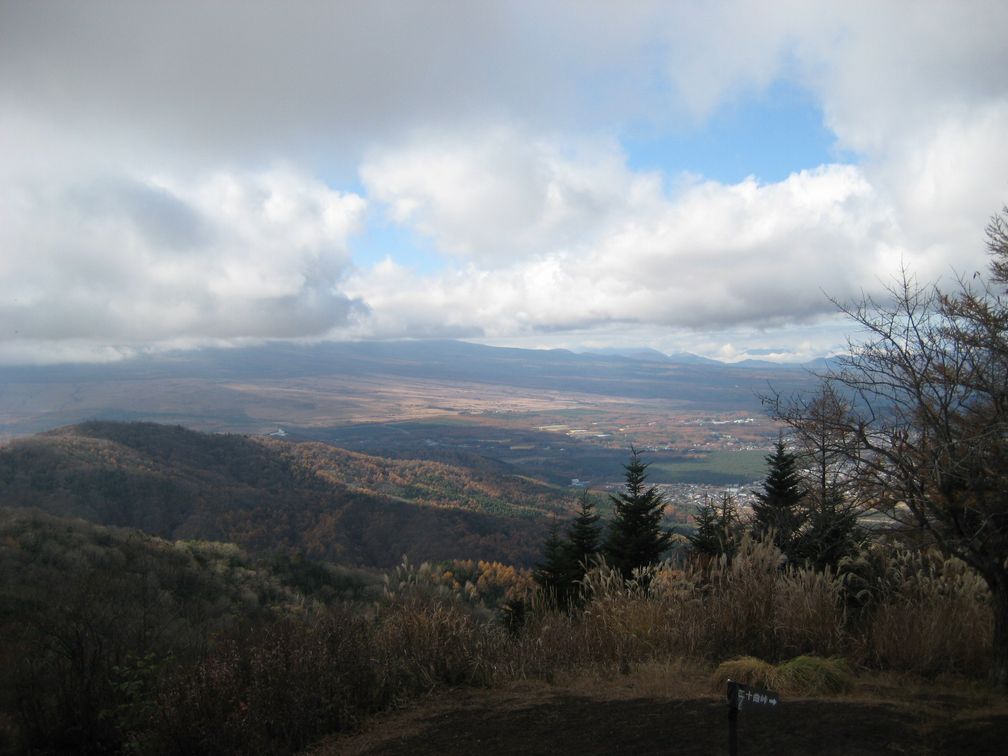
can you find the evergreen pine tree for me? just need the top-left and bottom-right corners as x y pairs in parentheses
(533, 521), (572, 604)
(796, 485), (862, 571)
(751, 435), (806, 561)
(567, 489), (601, 567)
(688, 493), (740, 560)
(564, 489), (602, 595)
(603, 448), (673, 579)
(534, 493), (604, 607)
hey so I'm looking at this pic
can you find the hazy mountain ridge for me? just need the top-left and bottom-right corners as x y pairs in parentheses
(0, 339), (819, 437)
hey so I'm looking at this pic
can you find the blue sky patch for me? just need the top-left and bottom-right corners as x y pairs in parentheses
(350, 212), (445, 274)
(623, 80), (851, 184)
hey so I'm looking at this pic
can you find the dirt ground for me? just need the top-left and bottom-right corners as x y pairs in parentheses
(311, 670), (1008, 756)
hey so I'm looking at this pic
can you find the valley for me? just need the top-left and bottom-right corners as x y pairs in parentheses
(0, 340), (809, 486)
(0, 341), (816, 567)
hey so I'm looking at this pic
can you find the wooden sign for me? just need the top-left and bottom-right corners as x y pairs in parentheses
(727, 679), (782, 756)
(727, 680), (780, 711)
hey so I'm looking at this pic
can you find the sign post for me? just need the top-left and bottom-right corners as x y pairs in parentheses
(727, 681), (739, 756)
(726, 679), (780, 756)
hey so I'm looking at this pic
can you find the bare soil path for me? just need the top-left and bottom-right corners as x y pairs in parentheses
(313, 676), (1008, 756)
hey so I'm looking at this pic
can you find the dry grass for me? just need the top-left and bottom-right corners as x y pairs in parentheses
(777, 655), (853, 694)
(711, 655), (852, 696)
(711, 657), (781, 692)
(507, 536), (992, 711)
(545, 658), (715, 701)
(519, 535), (846, 671)
(140, 541), (996, 754)
(845, 545), (992, 677)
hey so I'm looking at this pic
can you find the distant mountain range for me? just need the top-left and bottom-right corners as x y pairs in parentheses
(581, 346), (722, 364)
(0, 339), (823, 437)
(581, 346), (840, 370)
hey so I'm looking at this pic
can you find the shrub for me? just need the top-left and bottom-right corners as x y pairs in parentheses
(774, 568), (845, 658)
(711, 657), (780, 692)
(776, 655), (852, 695)
(517, 535), (846, 679)
(854, 547), (992, 677)
(712, 655), (852, 696)
(157, 608), (380, 754)
(373, 596), (508, 693)
(157, 595), (512, 755)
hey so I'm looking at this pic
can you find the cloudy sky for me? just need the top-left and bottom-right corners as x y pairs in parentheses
(2, 1), (1006, 365)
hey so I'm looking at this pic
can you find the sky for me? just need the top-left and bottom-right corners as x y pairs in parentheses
(2, 1), (1007, 365)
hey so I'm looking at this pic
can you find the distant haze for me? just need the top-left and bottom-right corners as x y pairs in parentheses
(0, 339), (817, 438)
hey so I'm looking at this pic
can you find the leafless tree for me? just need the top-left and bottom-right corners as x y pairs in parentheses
(774, 207), (1008, 687)
(772, 383), (864, 570)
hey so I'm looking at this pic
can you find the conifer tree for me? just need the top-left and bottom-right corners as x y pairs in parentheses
(796, 485), (862, 571)
(566, 489), (601, 572)
(562, 489), (602, 601)
(751, 435), (806, 561)
(790, 385), (863, 571)
(603, 448), (673, 579)
(533, 521), (571, 604)
(688, 493), (740, 560)
(534, 492), (603, 607)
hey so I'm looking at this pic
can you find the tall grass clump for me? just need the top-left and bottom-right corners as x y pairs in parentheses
(712, 655), (852, 696)
(373, 596), (510, 693)
(510, 563), (643, 677)
(711, 656), (780, 691)
(844, 545), (992, 677)
(776, 655), (852, 695)
(683, 535), (844, 660)
(700, 535), (787, 659)
(516, 534), (846, 678)
(773, 568), (846, 658)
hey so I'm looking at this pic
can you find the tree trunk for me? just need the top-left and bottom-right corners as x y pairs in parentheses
(990, 577), (1008, 690)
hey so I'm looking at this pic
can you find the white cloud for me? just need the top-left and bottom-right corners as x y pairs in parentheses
(796, 3), (1008, 156)
(344, 1), (1008, 351)
(360, 129), (664, 263)
(863, 103), (1008, 282)
(0, 167), (366, 359)
(350, 133), (903, 342)
(0, 1), (655, 164)
(1, 1), (1007, 362)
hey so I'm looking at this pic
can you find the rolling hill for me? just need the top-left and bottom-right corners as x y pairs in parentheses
(0, 421), (569, 567)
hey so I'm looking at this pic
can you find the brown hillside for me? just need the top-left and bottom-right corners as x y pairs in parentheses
(0, 421), (566, 567)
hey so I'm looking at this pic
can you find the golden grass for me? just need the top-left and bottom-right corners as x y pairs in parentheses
(711, 657), (781, 692)
(711, 655), (852, 696)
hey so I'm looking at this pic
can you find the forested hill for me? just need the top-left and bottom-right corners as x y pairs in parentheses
(0, 421), (566, 566)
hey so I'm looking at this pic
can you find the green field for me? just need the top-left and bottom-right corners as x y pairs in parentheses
(649, 449), (767, 484)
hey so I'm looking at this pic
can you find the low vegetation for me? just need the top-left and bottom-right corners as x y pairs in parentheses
(712, 655), (852, 696)
(0, 508), (993, 754)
